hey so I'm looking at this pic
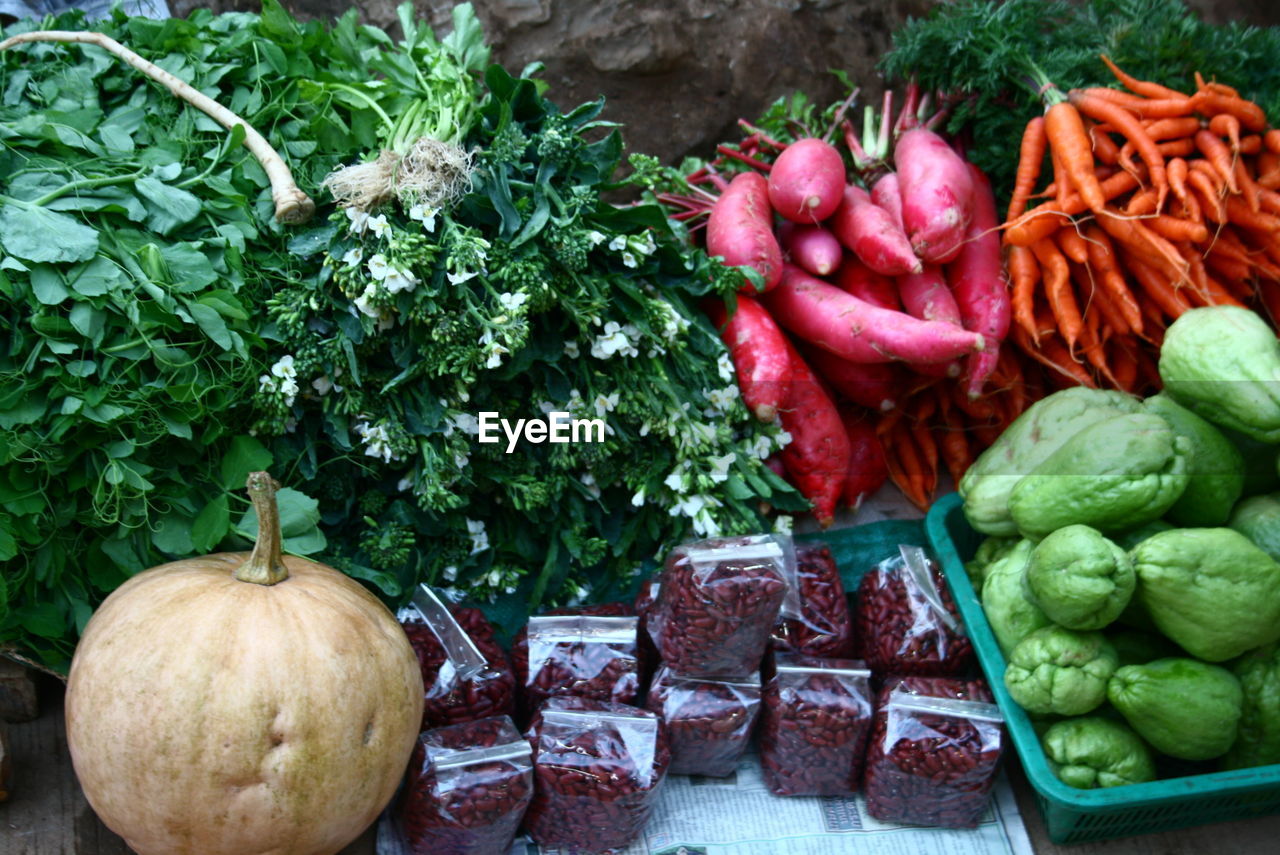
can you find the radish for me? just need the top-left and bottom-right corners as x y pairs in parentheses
(949, 164), (1012, 398)
(706, 171), (783, 292)
(799, 342), (900, 412)
(829, 184), (922, 276)
(767, 138), (846, 223)
(897, 264), (963, 326)
(778, 340), (850, 528)
(777, 222), (843, 277)
(870, 171), (905, 228)
(895, 127), (974, 263)
(839, 405), (889, 511)
(761, 264), (984, 365)
(835, 258), (901, 311)
(703, 296), (791, 422)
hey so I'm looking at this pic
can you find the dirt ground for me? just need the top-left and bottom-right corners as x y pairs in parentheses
(169, 0), (1280, 165)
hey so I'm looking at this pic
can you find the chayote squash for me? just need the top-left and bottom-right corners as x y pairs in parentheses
(979, 539), (1049, 657)
(1144, 393), (1244, 526)
(1108, 658), (1242, 760)
(1004, 626), (1118, 716)
(1007, 414), (1190, 539)
(1042, 717), (1156, 788)
(1159, 306), (1280, 443)
(1026, 525), (1134, 630)
(1228, 494), (1280, 563)
(966, 535), (1019, 590)
(959, 388), (1143, 536)
(1222, 426), (1280, 497)
(1222, 643), (1280, 770)
(1132, 528), (1280, 661)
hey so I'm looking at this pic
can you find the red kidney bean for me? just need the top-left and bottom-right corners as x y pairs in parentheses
(396, 716), (533, 855)
(511, 606), (644, 718)
(771, 542), (855, 659)
(401, 607), (517, 729)
(759, 656), (873, 796)
(523, 696), (670, 854)
(863, 676), (1004, 828)
(644, 665), (761, 777)
(855, 549), (972, 676)
(649, 535), (789, 678)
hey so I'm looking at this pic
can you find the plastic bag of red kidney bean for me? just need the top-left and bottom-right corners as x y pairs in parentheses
(770, 541), (855, 659)
(523, 696), (670, 854)
(759, 655), (874, 796)
(395, 715), (533, 855)
(398, 591), (517, 729)
(863, 677), (1005, 828)
(648, 534), (792, 678)
(855, 544), (973, 676)
(510, 614), (643, 716)
(644, 664), (761, 777)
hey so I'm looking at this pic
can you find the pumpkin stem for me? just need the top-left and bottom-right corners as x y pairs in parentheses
(235, 472), (289, 586)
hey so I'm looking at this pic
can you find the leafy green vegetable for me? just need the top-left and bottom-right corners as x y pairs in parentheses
(881, 0), (1280, 204)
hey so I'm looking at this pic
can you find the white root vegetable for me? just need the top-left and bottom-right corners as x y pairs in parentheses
(0, 30), (314, 224)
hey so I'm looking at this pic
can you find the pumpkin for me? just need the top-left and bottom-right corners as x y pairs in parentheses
(65, 473), (424, 855)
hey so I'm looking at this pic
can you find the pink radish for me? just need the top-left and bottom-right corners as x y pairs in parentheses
(703, 296), (791, 422)
(799, 342), (900, 412)
(949, 164), (1011, 398)
(767, 137), (846, 223)
(895, 127), (974, 263)
(706, 171), (783, 292)
(898, 264), (962, 326)
(778, 339), (850, 528)
(839, 405), (889, 511)
(829, 184), (922, 276)
(835, 258), (901, 311)
(870, 171), (905, 228)
(760, 264), (984, 364)
(777, 222), (843, 277)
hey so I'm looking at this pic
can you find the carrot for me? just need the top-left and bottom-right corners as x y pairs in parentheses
(1055, 227), (1090, 264)
(1012, 323), (1096, 388)
(1195, 129), (1240, 194)
(1259, 187), (1280, 216)
(1076, 87), (1194, 118)
(1209, 113), (1242, 155)
(1259, 151), (1280, 189)
(1095, 207), (1189, 277)
(1190, 90), (1267, 133)
(1143, 117), (1202, 141)
(1226, 195), (1280, 232)
(1147, 214), (1211, 245)
(703, 295), (792, 421)
(1008, 116), (1047, 220)
(1004, 170), (1142, 246)
(1071, 91), (1169, 210)
(1167, 158), (1197, 220)
(1006, 244), (1039, 342)
(1187, 169), (1226, 223)
(1239, 135), (1262, 155)
(1203, 246), (1252, 284)
(1051, 136), (1071, 210)
(936, 396), (974, 488)
(1125, 188), (1157, 216)
(1196, 73), (1239, 99)
(1121, 252), (1194, 318)
(1046, 101), (1106, 211)
(1031, 237), (1083, 352)
(1087, 121), (1121, 165)
(1235, 158), (1264, 213)
(1157, 138), (1196, 158)
(1100, 55), (1187, 99)
(1266, 129), (1280, 155)
(1078, 308), (1119, 388)
(1079, 263), (1131, 336)
(1083, 223), (1144, 333)
(1257, 279), (1280, 328)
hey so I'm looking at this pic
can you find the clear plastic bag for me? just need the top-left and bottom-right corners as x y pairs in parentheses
(399, 587), (516, 728)
(395, 716), (533, 855)
(511, 613), (643, 715)
(648, 534), (792, 678)
(855, 544), (973, 675)
(771, 541), (855, 659)
(863, 677), (1004, 828)
(523, 696), (670, 854)
(644, 665), (761, 777)
(759, 654), (874, 796)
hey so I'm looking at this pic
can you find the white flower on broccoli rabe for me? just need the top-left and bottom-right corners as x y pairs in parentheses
(366, 213), (390, 238)
(563, 339), (580, 359)
(591, 321), (638, 359)
(367, 253), (391, 281)
(383, 268), (418, 295)
(345, 207), (369, 235)
(498, 291), (529, 313)
(466, 519), (489, 554)
(707, 452), (735, 484)
(341, 246), (363, 267)
(408, 204), (438, 231)
(354, 419), (400, 464)
(717, 351), (734, 382)
(593, 391), (620, 418)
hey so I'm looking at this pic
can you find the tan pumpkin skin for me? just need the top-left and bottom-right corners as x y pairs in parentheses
(66, 552), (425, 855)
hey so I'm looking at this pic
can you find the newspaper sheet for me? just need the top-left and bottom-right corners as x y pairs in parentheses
(377, 751), (1034, 855)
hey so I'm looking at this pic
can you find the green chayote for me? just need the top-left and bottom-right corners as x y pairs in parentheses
(1108, 658), (1242, 761)
(1042, 717), (1156, 788)
(1026, 525), (1134, 630)
(1222, 644), (1280, 770)
(1004, 626), (1118, 716)
(1143, 393), (1244, 526)
(1133, 529), (1280, 661)
(979, 540), (1049, 656)
(960, 388), (1143, 536)
(1228, 494), (1280, 563)
(1008, 414), (1191, 539)
(966, 535), (1020, 590)
(1159, 306), (1280, 443)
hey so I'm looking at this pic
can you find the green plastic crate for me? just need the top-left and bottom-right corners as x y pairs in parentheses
(924, 491), (1280, 844)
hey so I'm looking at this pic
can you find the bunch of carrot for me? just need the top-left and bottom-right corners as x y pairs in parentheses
(1003, 56), (1280, 390)
(660, 85), (1034, 520)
